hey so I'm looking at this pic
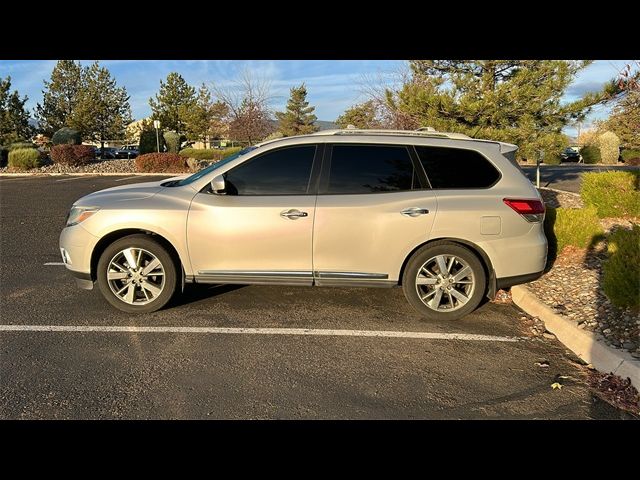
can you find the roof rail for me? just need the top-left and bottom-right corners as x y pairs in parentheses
(309, 128), (471, 140)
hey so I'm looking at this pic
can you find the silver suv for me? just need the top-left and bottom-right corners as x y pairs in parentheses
(59, 129), (547, 320)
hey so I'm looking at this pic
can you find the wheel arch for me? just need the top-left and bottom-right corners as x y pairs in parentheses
(398, 237), (497, 299)
(90, 229), (185, 283)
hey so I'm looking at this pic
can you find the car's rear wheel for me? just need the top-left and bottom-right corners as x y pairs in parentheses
(97, 234), (178, 313)
(402, 241), (486, 321)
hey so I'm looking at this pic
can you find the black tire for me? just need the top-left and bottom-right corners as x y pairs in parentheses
(96, 234), (179, 313)
(402, 241), (486, 321)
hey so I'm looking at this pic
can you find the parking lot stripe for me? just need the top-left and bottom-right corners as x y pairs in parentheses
(0, 324), (523, 342)
(44, 262), (65, 265)
(55, 176), (97, 182)
(114, 176), (146, 181)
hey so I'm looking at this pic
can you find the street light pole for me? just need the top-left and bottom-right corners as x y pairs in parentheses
(153, 120), (161, 153)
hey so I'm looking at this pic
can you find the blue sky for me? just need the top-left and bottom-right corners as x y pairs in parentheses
(0, 59), (632, 137)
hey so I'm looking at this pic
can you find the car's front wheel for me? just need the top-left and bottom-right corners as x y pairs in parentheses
(402, 241), (486, 321)
(96, 234), (178, 313)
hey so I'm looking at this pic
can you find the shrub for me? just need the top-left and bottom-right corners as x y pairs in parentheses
(581, 171), (640, 218)
(597, 131), (621, 164)
(625, 157), (640, 167)
(139, 128), (165, 155)
(622, 149), (640, 162)
(580, 145), (601, 164)
(50, 144), (95, 166)
(163, 130), (181, 154)
(544, 154), (561, 165)
(544, 207), (603, 255)
(8, 142), (37, 151)
(51, 127), (81, 145)
(135, 153), (189, 173)
(603, 225), (640, 308)
(8, 148), (42, 170)
(179, 147), (242, 161)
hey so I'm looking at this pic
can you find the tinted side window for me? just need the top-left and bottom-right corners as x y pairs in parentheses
(328, 145), (417, 194)
(224, 146), (316, 195)
(415, 146), (500, 189)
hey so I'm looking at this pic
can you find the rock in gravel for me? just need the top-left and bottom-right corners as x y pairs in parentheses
(543, 332), (556, 340)
(623, 342), (637, 350)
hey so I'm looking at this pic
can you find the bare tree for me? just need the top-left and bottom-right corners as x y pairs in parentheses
(358, 66), (418, 130)
(211, 70), (274, 145)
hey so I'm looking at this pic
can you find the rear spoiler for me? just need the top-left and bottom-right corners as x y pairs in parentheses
(499, 142), (520, 169)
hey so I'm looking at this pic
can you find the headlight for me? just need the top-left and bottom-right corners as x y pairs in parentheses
(66, 206), (100, 227)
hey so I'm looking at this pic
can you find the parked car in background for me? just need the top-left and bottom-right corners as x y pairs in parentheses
(560, 147), (581, 163)
(97, 147), (118, 159)
(115, 145), (139, 159)
(60, 129), (547, 320)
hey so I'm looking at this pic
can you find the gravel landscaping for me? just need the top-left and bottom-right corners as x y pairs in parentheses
(0, 158), (139, 174)
(530, 187), (640, 357)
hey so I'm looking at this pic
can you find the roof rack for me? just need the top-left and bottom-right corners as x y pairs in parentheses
(308, 128), (472, 140)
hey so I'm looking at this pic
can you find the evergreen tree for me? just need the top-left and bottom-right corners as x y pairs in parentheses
(380, 61), (619, 160)
(35, 60), (84, 136)
(0, 76), (34, 145)
(275, 84), (318, 137)
(599, 91), (640, 148)
(180, 83), (229, 144)
(68, 62), (132, 149)
(336, 101), (381, 129)
(149, 72), (196, 134)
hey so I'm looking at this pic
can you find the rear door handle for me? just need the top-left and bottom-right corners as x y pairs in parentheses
(400, 207), (430, 217)
(280, 209), (308, 220)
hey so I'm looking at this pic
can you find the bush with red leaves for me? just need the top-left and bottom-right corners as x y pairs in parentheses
(50, 144), (95, 166)
(135, 153), (189, 173)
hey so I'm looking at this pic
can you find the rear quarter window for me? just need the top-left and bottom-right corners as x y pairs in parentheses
(415, 146), (500, 189)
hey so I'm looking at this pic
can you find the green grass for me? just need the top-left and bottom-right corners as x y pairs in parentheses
(179, 147), (242, 160)
(581, 171), (640, 218)
(603, 225), (640, 308)
(544, 207), (604, 255)
(622, 148), (640, 162)
(8, 148), (42, 170)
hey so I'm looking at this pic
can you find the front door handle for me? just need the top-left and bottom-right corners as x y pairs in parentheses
(280, 209), (308, 220)
(400, 207), (430, 217)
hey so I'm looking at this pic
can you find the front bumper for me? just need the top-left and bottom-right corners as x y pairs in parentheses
(59, 224), (99, 290)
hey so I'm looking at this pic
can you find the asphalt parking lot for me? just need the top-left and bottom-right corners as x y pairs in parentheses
(0, 175), (629, 419)
(521, 164), (638, 193)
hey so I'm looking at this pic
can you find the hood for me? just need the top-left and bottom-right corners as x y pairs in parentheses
(74, 177), (185, 207)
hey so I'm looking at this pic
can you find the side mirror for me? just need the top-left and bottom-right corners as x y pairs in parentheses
(210, 174), (226, 194)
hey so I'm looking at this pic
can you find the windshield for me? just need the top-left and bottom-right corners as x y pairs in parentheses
(174, 146), (257, 187)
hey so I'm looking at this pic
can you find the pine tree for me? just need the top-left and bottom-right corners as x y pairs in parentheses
(275, 84), (318, 137)
(0, 76), (34, 145)
(380, 61), (619, 161)
(180, 83), (229, 145)
(336, 101), (381, 129)
(599, 91), (640, 148)
(35, 60), (84, 136)
(149, 72), (196, 134)
(68, 62), (132, 149)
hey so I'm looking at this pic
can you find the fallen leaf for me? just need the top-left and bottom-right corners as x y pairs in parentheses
(551, 382), (563, 390)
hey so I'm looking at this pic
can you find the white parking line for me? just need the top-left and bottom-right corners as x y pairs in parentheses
(114, 176), (145, 181)
(0, 324), (523, 342)
(55, 176), (97, 182)
(44, 262), (65, 266)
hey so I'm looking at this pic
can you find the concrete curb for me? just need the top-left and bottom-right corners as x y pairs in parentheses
(0, 173), (173, 177)
(537, 186), (581, 197)
(512, 285), (640, 390)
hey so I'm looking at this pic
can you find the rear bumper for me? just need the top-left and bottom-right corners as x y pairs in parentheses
(496, 270), (544, 290)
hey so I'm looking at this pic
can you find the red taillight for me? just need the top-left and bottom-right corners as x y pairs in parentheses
(503, 198), (545, 222)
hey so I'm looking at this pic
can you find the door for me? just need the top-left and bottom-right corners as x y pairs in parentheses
(313, 144), (437, 284)
(187, 144), (320, 285)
